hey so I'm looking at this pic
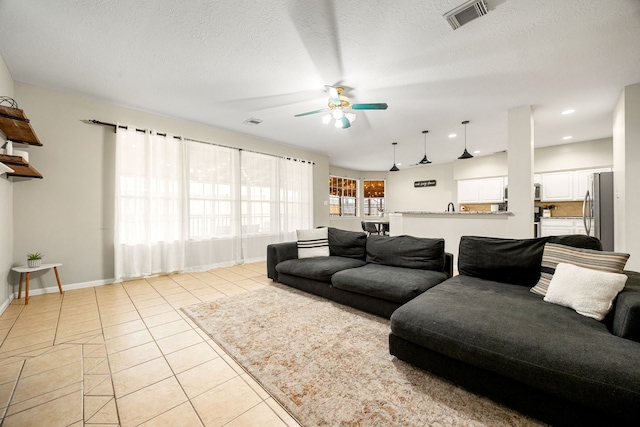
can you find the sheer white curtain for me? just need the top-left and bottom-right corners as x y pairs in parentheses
(114, 127), (186, 281)
(114, 126), (313, 279)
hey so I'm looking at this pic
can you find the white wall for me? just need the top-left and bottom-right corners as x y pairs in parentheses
(0, 54), (14, 312)
(386, 163), (456, 213)
(534, 138), (613, 172)
(613, 83), (640, 271)
(12, 83), (330, 293)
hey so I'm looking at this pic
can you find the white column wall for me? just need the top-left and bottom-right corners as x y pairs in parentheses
(506, 105), (534, 238)
(0, 54), (14, 313)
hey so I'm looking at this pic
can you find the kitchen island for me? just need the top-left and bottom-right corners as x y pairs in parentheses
(388, 211), (515, 269)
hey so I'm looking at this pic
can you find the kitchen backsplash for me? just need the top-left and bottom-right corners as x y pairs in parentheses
(460, 201), (583, 217)
(535, 201), (583, 217)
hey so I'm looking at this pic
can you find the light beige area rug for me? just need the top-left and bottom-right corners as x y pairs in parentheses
(182, 284), (542, 427)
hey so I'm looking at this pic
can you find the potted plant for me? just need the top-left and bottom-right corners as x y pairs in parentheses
(27, 252), (43, 268)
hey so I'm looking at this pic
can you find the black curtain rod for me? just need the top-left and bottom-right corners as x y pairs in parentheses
(86, 119), (314, 164)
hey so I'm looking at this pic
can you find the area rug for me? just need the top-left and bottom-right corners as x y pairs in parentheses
(182, 284), (542, 426)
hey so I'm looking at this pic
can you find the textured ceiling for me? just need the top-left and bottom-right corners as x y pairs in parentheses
(1, 0), (639, 171)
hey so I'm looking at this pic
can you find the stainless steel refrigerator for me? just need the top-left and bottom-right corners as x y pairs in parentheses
(583, 171), (614, 251)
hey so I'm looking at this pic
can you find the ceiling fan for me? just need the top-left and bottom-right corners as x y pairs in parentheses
(294, 85), (388, 129)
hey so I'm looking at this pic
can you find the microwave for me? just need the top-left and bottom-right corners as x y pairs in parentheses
(504, 183), (541, 201)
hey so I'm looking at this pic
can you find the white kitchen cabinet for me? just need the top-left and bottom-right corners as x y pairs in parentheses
(479, 177), (505, 203)
(540, 171), (573, 201)
(540, 218), (588, 237)
(458, 177), (505, 204)
(573, 168), (612, 201)
(457, 179), (480, 203)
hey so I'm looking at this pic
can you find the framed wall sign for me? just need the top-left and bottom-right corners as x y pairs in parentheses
(414, 180), (437, 188)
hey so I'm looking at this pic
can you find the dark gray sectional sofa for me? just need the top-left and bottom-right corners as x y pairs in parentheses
(267, 229), (640, 426)
(390, 235), (640, 427)
(266, 227), (453, 318)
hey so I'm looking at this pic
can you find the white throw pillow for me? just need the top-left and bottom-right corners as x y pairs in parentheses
(297, 228), (329, 259)
(543, 262), (628, 321)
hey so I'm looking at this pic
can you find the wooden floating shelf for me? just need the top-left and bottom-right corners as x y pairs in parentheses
(0, 154), (43, 179)
(0, 105), (42, 146)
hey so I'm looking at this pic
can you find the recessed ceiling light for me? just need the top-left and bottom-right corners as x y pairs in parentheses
(396, 163), (402, 166)
(448, 133), (457, 138)
(473, 150), (480, 154)
(561, 109), (575, 115)
(563, 136), (573, 140)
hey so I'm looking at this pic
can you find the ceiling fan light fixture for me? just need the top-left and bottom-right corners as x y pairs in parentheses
(334, 119), (344, 128)
(345, 111), (356, 122)
(332, 109), (344, 120)
(322, 114), (332, 125)
(458, 120), (474, 160)
(390, 142), (400, 172)
(418, 130), (432, 164)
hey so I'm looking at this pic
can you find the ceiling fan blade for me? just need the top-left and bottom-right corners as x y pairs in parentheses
(351, 103), (388, 110)
(341, 116), (351, 129)
(294, 108), (328, 117)
(324, 85), (340, 105)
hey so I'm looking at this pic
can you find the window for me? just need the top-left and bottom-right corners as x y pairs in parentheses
(329, 176), (358, 217)
(363, 179), (385, 216)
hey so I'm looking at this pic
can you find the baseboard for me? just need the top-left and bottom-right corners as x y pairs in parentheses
(11, 277), (117, 300)
(0, 293), (15, 316)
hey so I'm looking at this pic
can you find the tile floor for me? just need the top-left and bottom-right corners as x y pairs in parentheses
(0, 262), (301, 427)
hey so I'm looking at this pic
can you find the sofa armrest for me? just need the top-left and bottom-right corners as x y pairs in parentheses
(444, 252), (454, 277)
(612, 271), (640, 343)
(266, 242), (298, 282)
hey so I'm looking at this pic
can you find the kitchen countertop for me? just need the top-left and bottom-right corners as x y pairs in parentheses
(393, 211), (514, 216)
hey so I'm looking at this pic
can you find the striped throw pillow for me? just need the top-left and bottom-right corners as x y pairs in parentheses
(530, 243), (629, 296)
(297, 228), (329, 259)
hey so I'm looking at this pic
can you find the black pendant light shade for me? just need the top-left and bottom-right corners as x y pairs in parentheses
(419, 130), (432, 164)
(458, 120), (474, 160)
(390, 142), (399, 171)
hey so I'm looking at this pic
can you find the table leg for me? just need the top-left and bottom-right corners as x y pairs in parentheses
(18, 273), (24, 299)
(53, 266), (63, 294)
(25, 272), (30, 305)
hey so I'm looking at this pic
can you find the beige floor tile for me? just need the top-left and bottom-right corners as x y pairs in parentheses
(20, 345), (81, 378)
(264, 398), (302, 427)
(83, 343), (108, 358)
(107, 341), (162, 373)
(84, 374), (112, 396)
(225, 402), (288, 427)
(105, 329), (153, 355)
(116, 376), (188, 427)
(112, 356), (173, 398)
(168, 296), (201, 309)
(177, 358), (238, 399)
(0, 329), (55, 353)
(55, 319), (102, 340)
(142, 310), (183, 328)
(55, 330), (103, 345)
(164, 342), (220, 374)
(5, 319), (56, 339)
(0, 305), (23, 320)
(102, 319), (147, 340)
(149, 319), (193, 340)
(84, 395), (118, 423)
(240, 373), (270, 400)
(191, 376), (262, 427)
(133, 296), (167, 309)
(12, 358), (83, 404)
(178, 279), (209, 291)
(13, 309), (59, 326)
(139, 401), (203, 426)
(0, 380), (16, 411)
(58, 307), (100, 323)
(83, 357), (110, 375)
(6, 382), (81, 417)
(100, 310), (142, 328)
(98, 303), (137, 318)
(2, 389), (83, 427)
(0, 359), (25, 385)
(137, 303), (175, 318)
(156, 330), (203, 355)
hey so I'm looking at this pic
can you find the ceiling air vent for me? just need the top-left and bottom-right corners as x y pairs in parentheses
(243, 117), (263, 125)
(444, 0), (488, 30)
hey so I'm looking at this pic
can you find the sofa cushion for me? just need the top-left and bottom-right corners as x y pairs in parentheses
(297, 228), (329, 258)
(543, 262), (628, 320)
(531, 243), (629, 296)
(390, 275), (640, 416)
(331, 264), (448, 304)
(458, 235), (603, 287)
(275, 256), (366, 283)
(366, 235), (444, 271)
(327, 227), (367, 260)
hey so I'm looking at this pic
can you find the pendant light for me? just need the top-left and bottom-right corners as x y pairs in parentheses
(458, 120), (474, 159)
(418, 130), (432, 164)
(389, 142), (400, 172)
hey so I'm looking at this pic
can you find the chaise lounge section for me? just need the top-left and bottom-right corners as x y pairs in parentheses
(389, 235), (640, 426)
